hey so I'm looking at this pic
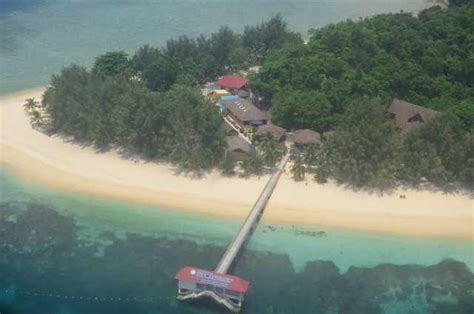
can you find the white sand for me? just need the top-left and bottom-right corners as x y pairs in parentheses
(1, 88), (472, 239)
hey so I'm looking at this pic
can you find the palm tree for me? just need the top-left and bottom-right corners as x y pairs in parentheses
(23, 98), (44, 128)
(291, 154), (305, 181)
(220, 152), (236, 175)
(302, 144), (319, 166)
(258, 134), (282, 167)
(30, 110), (44, 128)
(23, 98), (39, 112)
(240, 152), (264, 177)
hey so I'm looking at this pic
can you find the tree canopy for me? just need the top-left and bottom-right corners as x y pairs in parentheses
(42, 65), (225, 170)
(92, 51), (132, 77)
(251, 3), (474, 129)
(250, 3), (473, 190)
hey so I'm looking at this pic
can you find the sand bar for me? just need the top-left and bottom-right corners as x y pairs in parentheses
(1, 88), (472, 240)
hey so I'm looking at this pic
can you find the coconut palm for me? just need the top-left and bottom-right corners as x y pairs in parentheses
(23, 98), (44, 128)
(291, 154), (305, 181)
(258, 134), (282, 167)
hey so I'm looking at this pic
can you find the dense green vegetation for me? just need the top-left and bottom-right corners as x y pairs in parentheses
(250, 2), (473, 190)
(132, 15), (299, 91)
(34, 3), (472, 189)
(251, 3), (474, 133)
(40, 65), (225, 170)
(35, 16), (295, 171)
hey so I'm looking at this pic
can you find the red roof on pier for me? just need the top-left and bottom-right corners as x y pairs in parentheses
(215, 75), (248, 89)
(175, 266), (250, 293)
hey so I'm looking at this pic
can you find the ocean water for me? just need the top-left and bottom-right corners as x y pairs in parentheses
(0, 0), (430, 95)
(1, 167), (473, 314)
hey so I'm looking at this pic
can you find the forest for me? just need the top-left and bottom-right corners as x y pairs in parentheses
(28, 1), (473, 190)
(250, 1), (473, 190)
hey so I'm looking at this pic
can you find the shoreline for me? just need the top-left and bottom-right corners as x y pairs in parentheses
(1, 88), (473, 240)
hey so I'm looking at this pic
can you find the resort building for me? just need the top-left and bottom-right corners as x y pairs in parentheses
(388, 99), (440, 132)
(289, 129), (321, 146)
(215, 75), (249, 93)
(255, 123), (287, 142)
(175, 266), (249, 310)
(226, 136), (255, 161)
(221, 98), (268, 128)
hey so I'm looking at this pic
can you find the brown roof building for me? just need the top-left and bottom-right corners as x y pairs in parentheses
(388, 99), (440, 132)
(255, 124), (287, 141)
(226, 136), (255, 161)
(290, 129), (321, 145)
(221, 98), (268, 127)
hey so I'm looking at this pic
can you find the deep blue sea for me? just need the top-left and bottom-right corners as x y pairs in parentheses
(1, 1), (474, 313)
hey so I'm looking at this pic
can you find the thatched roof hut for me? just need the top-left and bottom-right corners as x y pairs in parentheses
(388, 99), (440, 132)
(290, 129), (321, 145)
(226, 136), (254, 160)
(255, 124), (287, 141)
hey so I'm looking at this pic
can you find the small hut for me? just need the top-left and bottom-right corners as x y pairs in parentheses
(226, 136), (254, 161)
(290, 129), (321, 146)
(255, 124), (287, 141)
(388, 99), (440, 133)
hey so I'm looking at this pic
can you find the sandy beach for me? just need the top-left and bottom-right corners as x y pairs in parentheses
(1, 88), (472, 240)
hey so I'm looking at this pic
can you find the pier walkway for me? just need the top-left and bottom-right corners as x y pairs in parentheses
(215, 150), (291, 273)
(175, 151), (291, 312)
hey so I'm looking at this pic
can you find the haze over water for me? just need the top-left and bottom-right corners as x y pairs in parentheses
(0, 0), (429, 94)
(1, 1), (474, 313)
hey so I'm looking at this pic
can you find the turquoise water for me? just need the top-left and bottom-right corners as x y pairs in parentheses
(0, 0), (429, 95)
(2, 166), (472, 273)
(1, 166), (473, 313)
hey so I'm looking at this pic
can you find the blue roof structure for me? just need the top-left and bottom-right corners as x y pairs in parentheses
(221, 95), (240, 101)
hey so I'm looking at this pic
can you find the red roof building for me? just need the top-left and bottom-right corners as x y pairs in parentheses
(175, 266), (249, 311)
(175, 266), (249, 293)
(215, 75), (248, 90)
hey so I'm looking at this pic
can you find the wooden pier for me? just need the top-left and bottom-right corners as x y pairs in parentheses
(215, 151), (291, 273)
(175, 151), (291, 312)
